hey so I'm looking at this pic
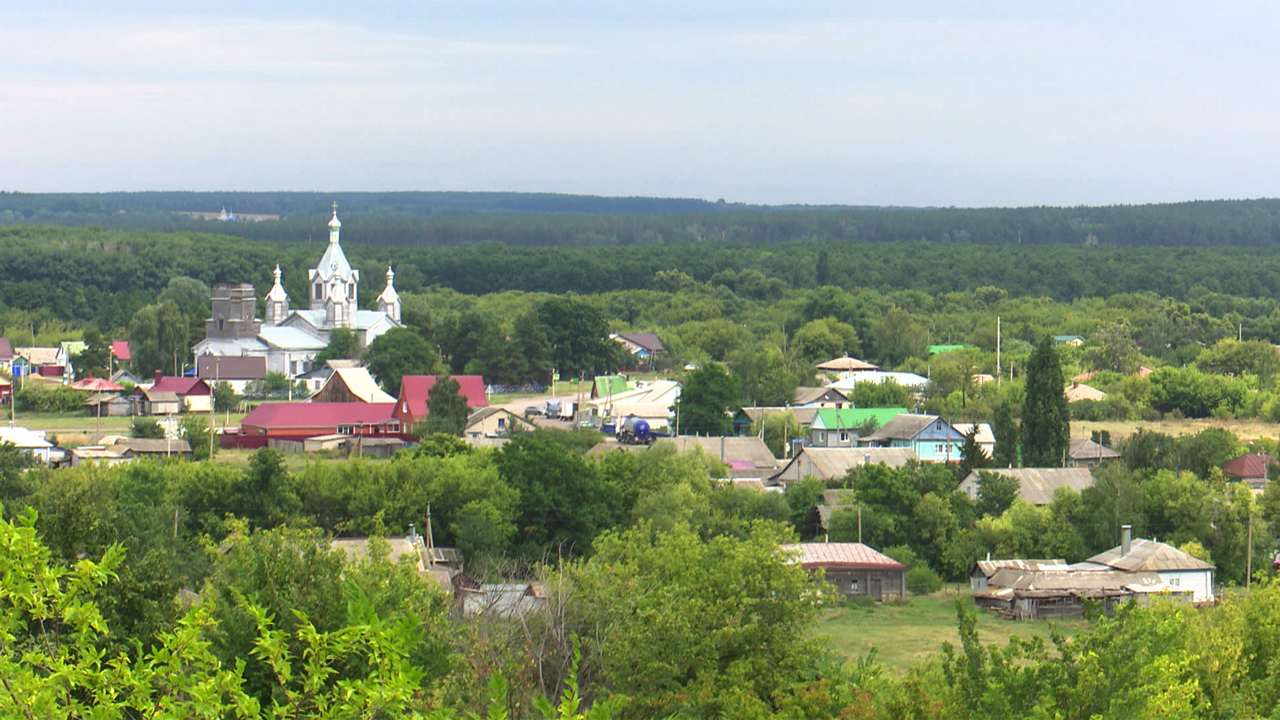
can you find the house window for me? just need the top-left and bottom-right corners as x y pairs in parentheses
(817, 431), (827, 444)
(338, 425), (355, 435)
(349, 283), (356, 299)
(387, 422), (400, 432)
(936, 444), (945, 453)
(1169, 577), (1180, 586)
(498, 417), (506, 430)
(839, 431), (849, 442)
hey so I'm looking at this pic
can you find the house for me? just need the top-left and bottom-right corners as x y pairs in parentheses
(1085, 527), (1215, 602)
(792, 386), (850, 408)
(0, 338), (14, 373)
(110, 341), (131, 364)
(610, 333), (665, 368)
(827, 371), (930, 392)
(140, 371), (212, 413)
(197, 355), (267, 394)
(952, 423), (997, 458)
(958, 467), (1095, 506)
(813, 489), (857, 533)
(83, 392), (135, 417)
(974, 567), (1189, 620)
(393, 375), (488, 429)
(233, 402), (401, 449)
(590, 375), (631, 400)
(1054, 335), (1086, 347)
(1064, 382), (1107, 403)
(782, 542), (907, 601)
(0, 375), (10, 404)
(808, 408), (908, 448)
(311, 366), (396, 403)
(1222, 452), (1275, 488)
(458, 581), (548, 617)
(815, 356), (879, 380)
(14, 347), (62, 378)
(111, 369), (141, 387)
(587, 379), (680, 430)
(0, 426), (65, 466)
(465, 407), (535, 438)
(772, 447), (919, 485)
(739, 406), (821, 432)
(1068, 438), (1121, 469)
(106, 437), (193, 461)
(70, 446), (133, 467)
(970, 559), (1067, 593)
(859, 414), (965, 462)
(57, 341), (86, 377)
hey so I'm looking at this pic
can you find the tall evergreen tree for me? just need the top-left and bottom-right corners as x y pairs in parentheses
(1021, 336), (1070, 467)
(419, 375), (470, 437)
(956, 428), (990, 480)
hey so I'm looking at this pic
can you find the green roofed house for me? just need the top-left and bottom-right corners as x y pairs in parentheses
(590, 375), (631, 401)
(927, 344), (974, 356)
(1053, 335), (1086, 347)
(808, 407), (908, 448)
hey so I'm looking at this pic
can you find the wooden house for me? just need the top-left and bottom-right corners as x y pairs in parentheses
(958, 468), (1095, 506)
(233, 402), (401, 449)
(394, 375), (488, 429)
(772, 447), (918, 485)
(783, 542), (907, 601)
(311, 366), (396, 403)
(858, 414), (965, 462)
(1068, 438), (1121, 469)
(465, 407), (534, 438)
(807, 408), (908, 448)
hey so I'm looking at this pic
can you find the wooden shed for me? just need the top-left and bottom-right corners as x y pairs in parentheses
(782, 542), (907, 601)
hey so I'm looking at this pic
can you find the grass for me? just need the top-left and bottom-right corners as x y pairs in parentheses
(1072, 418), (1280, 441)
(817, 588), (1088, 672)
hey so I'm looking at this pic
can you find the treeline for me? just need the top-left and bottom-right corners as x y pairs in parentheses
(6, 192), (1280, 248)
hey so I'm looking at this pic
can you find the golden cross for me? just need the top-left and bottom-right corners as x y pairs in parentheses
(332, 201), (338, 215)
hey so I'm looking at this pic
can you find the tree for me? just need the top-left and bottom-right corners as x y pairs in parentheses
(131, 417), (165, 439)
(750, 411), (801, 459)
(212, 380), (239, 413)
(180, 413), (213, 461)
(1084, 320), (1143, 374)
(536, 296), (620, 378)
(363, 327), (443, 395)
(975, 471), (1020, 517)
(313, 325), (359, 365)
(418, 374), (469, 437)
(991, 402), (1019, 468)
(957, 427), (990, 479)
(1021, 336), (1069, 467)
(70, 327), (111, 379)
(128, 300), (189, 377)
(676, 363), (740, 436)
(791, 317), (861, 364)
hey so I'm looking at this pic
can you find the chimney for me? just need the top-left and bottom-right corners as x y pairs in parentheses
(155, 369), (163, 384)
(1121, 524), (1132, 556)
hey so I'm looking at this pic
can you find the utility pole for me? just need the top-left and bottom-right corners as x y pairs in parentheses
(1248, 511), (1254, 588)
(858, 505), (863, 544)
(996, 316), (1002, 387)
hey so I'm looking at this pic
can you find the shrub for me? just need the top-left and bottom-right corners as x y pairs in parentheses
(905, 565), (943, 595)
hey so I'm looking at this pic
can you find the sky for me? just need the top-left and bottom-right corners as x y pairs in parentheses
(3, 1), (1279, 206)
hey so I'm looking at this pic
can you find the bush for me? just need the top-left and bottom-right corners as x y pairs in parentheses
(905, 565), (943, 595)
(15, 384), (85, 413)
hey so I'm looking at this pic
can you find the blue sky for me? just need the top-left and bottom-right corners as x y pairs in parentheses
(4, 2), (1279, 206)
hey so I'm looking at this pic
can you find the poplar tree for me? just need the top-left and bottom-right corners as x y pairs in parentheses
(1021, 335), (1070, 467)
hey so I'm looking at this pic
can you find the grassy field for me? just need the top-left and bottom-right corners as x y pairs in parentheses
(817, 589), (1088, 672)
(1072, 418), (1280, 441)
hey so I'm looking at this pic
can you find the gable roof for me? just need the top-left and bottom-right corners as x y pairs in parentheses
(815, 356), (879, 372)
(862, 414), (955, 442)
(1087, 538), (1215, 572)
(811, 408), (908, 432)
(828, 371), (929, 390)
(1223, 452), (1276, 481)
(952, 423), (996, 446)
(398, 375), (488, 420)
(1069, 438), (1121, 462)
(959, 468), (1095, 505)
(15, 347), (60, 366)
(241, 402), (397, 429)
(0, 338), (13, 361)
(973, 559), (1068, 579)
(150, 376), (211, 396)
(793, 386), (849, 406)
(197, 355), (267, 381)
(592, 375), (631, 399)
(111, 437), (193, 454)
(1065, 382), (1107, 402)
(775, 447), (919, 481)
(782, 542), (907, 571)
(611, 332), (665, 354)
(69, 377), (125, 392)
(321, 367), (396, 403)
(656, 436), (779, 469)
(465, 406), (534, 431)
(110, 341), (131, 361)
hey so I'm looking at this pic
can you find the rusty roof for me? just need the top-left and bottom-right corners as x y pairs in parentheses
(1087, 538), (1215, 572)
(973, 559), (1067, 578)
(781, 542), (907, 571)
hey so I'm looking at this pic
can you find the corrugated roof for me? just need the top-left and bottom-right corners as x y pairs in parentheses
(1223, 452), (1276, 481)
(1087, 538), (1216, 572)
(952, 423), (996, 446)
(241, 402), (397, 429)
(775, 447), (919, 481)
(959, 468), (1095, 505)
(811, 408), (908, 432)
(973, 559), (1067, 579)
(110, 341), (131, 361)
(612, 333), (665, 354)
(1070, 438), (1121, 461)
(984, 568), (1176, 594)
(740, 407), (819, 426)
(197, 355), (267, 381)
(862, 414), (949, 442)
(815, 356), (879, 371)
(657, 436), (779, 469)
(793, 386), (849, 405)
(1065, 383), (1107, 402)
(15, 347), (59, 365)
(112, 438), (192, 454)
(258, 325), (329, 351)
(151, 376), (211, 396)
(827, 371), (929, 390)
(781, 542), (907, 571)
(398, 375), (488, 422)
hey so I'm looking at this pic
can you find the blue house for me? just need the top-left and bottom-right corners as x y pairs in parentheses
(858, 413), (965, 463)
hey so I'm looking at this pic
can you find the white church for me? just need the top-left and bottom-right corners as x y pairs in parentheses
(193, 204), (402, 378)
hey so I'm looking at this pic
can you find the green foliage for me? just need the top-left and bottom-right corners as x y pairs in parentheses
(676, 362), (739, 436)
(1021, 336), (1069, 467)
(420, 374), (470, 437)
(975, 472), (1020, 518)
(537, 296), (620, 379)
(990, 402), (1019, 467)
(750, 411), (801, 458)
(213, 379), (240, 413)
(312, 325), (360, 365)
(364, 327), (443, 395)
(14, 382), (84, 413)
(70, 327), (111, 379)
(1149, 365), (1249, 418)
(846, 377), (914, 409)
(131, 416), (165, 439)
(180, 413), (214, 462)
(129, 299), (189, 377)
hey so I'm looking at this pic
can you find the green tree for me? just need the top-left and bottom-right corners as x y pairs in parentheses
(1021, 336), (1069, 467)
(131, 417), (165, 439)
(364, 327), (443, 395)
(418, 374), (470, 437)
(180, 413), (214, 461)
(676, 363), (740, 436)
(537, 296), (620, 378)
(70, 327), (111, 379)
(128, 300), (189, 377)
(313, 325), (360, 365)
(975, 472), (1020, 518)
(991, 402), (1019, 468)
(957, 427), (990, 479)
(212, 379), (239, 413)
(791, 317), (861, 364)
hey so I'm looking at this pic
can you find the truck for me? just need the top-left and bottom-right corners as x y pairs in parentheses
(616, 415), (653, 445)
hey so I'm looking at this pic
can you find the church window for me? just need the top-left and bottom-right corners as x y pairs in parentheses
(314, 283), (323, 300)
(349, 283), (356, 300)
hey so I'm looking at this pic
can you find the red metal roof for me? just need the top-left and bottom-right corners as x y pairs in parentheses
(0, 338), (13, 361)
(111, 341), (131, 361)
(150, 376), (212, 396)
(1223, 452), (1275, 480)
(69, 377), (125, 392)
(783, 543), (908, 571)
(241, 402), (397, 429)
(397, 375), (488, 422)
